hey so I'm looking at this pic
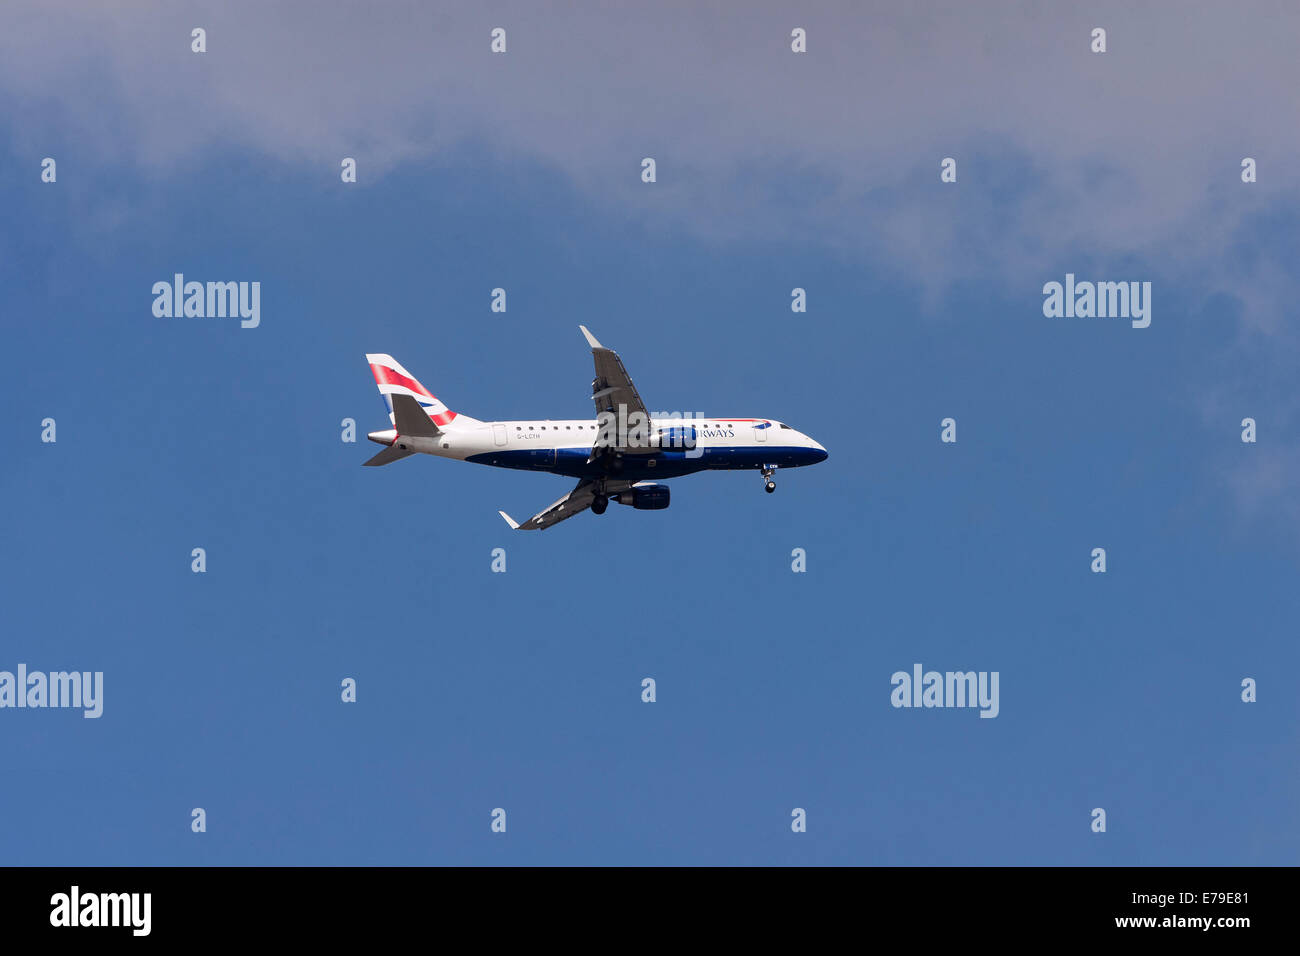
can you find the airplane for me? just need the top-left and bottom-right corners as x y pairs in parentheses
(362, 326), (828, 530)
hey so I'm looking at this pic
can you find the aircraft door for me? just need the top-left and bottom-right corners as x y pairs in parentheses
(753, 421), (768, 442)
(493, 424), (508, 447)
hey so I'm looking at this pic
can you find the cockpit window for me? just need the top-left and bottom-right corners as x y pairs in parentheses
(779, 423), (792, 429)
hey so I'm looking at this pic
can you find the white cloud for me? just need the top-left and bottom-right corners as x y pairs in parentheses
(3, 2), (1296, 288)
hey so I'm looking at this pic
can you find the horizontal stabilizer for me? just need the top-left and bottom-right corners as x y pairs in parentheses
(391, 393), (440, 439)
(363, 445), (415, 467)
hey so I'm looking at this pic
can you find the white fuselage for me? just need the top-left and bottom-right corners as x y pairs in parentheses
(368, 417), (827, 480)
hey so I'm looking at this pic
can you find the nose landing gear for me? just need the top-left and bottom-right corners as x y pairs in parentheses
(761, 465), (777, 494)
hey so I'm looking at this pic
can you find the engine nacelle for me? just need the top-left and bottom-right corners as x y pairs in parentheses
(612, 481), (670, 510)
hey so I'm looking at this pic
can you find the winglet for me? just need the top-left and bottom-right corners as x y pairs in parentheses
(578, 325), (603, 350)
(497, 510), (520, 530)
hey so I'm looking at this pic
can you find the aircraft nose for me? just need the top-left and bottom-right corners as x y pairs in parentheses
(808, 437), (828, 463)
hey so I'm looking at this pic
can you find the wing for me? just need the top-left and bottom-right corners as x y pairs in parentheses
(582, 325), (648, 423)
(499, 479), (635, 532)
(580, 325), (654, 458)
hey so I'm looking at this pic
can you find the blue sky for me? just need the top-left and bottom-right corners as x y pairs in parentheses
(1, 2), (1297, 865)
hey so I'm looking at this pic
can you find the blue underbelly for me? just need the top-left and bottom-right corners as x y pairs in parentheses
(466, 445), (825, 479)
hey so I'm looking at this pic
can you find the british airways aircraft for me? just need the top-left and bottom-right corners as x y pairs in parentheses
(363, 326), (828, 530)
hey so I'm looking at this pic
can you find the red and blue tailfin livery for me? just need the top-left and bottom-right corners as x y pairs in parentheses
(367, 353), (478, 429)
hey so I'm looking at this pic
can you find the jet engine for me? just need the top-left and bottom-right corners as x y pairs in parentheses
(612, 481), (670, 510)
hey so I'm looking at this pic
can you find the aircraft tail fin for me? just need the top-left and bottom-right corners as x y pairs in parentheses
(366, 353), (481, 428)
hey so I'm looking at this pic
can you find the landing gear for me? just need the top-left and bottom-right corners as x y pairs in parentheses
(761, 465), (777, 494)
(592, 494), (608, 515)
(765, 480), (776, 494)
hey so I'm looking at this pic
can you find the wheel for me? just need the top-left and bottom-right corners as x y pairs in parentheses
(592, 495), (608, 514)
(765, 481), (776, 493)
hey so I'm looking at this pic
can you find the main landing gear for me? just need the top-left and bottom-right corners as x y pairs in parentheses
(592, 494), (608, 515)
(761, 465), (777, 494)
